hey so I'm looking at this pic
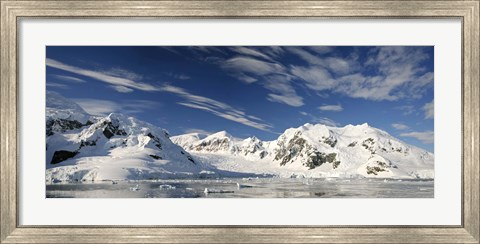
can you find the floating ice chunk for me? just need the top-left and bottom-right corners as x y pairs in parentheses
(159, 184), (176, 190)
(129, 184), (140, 191)
(204, 188), (234, 194)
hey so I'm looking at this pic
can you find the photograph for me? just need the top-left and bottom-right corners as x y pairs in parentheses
(45, 46), (434, 198)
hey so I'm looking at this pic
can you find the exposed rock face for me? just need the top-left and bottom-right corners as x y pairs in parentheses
(172, 123), (434, 179)
(46, 92), (205, 182)
(46, 118), (93, 136)
(102, 121), (127, 139)
(51, 150), (78, 165)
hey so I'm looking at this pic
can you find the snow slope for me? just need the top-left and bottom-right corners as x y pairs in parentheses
(171, 123), (434, 179)
(46, 91), (434, 181)
(46, 92), (216, 182)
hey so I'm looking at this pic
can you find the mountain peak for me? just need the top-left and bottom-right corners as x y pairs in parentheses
(207, 130), (232, 139)
(46, 90), (92, 124)
(46, 90), (87, 113)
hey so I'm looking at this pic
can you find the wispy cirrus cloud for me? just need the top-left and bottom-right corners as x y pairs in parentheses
(263, 75), (304, 107)
(290, 65), (336, 91)
(160, 84), (273, 132)
(288, 46), (356, 75)
(312, 117), (340, 127)
(163, 46), (433, 109)
(46, 82), (69, 89)
(73, 98), (161, 116)
(183, 128), (214, 136)
(391, 123), (409, 130)
(318, 104), (343, 112)
(423, 100), (434, 119)
(220, 54), (304, 107)
(110, 85), (134, 93)
(288, 46), (433, 101)
(308, 46), (334, 55)
(50, 74), (86, 83)
(73, 99), (119, 116)
(222, 56), (286, 77)
(46, 58), (158, 92)
(229, 47), (275, 62)
(400, 131), (434, 144)
(395, 105), (416, 115)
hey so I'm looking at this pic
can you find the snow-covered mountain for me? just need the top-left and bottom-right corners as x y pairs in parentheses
(171, 123), (434, 179)
(46, 91), (434, 182)
(45, 91), (217, 182)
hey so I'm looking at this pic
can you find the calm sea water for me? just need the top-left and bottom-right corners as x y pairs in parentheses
(46, 178), (433, 198)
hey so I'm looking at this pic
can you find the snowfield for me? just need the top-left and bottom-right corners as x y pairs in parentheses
(172, 123), (434, 179)
(46, 92), (216, 182)
(46, 91), (434, 183)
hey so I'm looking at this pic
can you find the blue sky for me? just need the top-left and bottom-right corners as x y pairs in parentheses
(46, 46), (434, 152)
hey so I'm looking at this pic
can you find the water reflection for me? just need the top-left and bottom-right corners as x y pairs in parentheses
(46, 178), (434, 198)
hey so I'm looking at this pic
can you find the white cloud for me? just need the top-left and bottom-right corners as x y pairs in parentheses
(324, 57), (352, 75)
(290, 65), (336, 91)
(309, 46), (334, 54)
(287, 47), (324, 66)
(191, 46), (228, 55)
(51, 74), (85, 83)
(391, 123), (409, 130)
(183, 128), (213, 136)
(400, 131), (434, 144)
(222, 56), (285, 76)
(230, 47), (275, 62)
(395, 105), (416, 115)
(288, 46), (433, 101)
(263, 46), (285, 58)
(161, 84), (272, 132)
(46, 82), (69, 89)
(190, 46), (434, 108)
(318, 104), (343, 112)
(236, 74), (258, 83)
(46, 58), (158, 92)
(423, 100), (434, 119)
(122, 100), (162, 114)
(103, 67), (143, 81)
(221, 54), (305, 107)
(73, 98), (160, 116)
(312, 117), (340, 127)
(73, 99), (119, 116)
(266, 94), (304, 107)
(263, 75), (304, 107)
(111, 85), (134, 93)
(299, 111), (308, 116)
(288, 47), (355, 75)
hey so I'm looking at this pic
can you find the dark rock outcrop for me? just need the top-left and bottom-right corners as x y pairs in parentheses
(50, 150), (78, 165)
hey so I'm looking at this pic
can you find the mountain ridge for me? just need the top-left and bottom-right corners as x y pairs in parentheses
(46, 91), (434, 182)
(171, 122), (434, 179)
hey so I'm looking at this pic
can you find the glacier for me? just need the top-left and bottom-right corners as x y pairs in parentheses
(46, 91), (434, 183)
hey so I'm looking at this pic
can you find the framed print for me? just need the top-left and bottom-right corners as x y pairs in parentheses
(1, 0), (479, 243)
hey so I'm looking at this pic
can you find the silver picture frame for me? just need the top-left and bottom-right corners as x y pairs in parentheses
(1, 1), (478, 243)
